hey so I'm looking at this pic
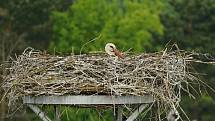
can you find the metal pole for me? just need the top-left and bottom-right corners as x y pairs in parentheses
(117, 105), (123, 121)
(27, 104), (51, 121)
(126, 104), (148, 121)
(54, 105), (61, 121)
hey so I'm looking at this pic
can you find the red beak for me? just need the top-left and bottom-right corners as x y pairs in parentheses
(113, 48), (124, 59)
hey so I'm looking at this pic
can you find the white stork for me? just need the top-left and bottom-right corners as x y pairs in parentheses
(105, 43), (124, 59)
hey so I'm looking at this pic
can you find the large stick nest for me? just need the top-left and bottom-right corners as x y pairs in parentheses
(2, 48), (200, 110)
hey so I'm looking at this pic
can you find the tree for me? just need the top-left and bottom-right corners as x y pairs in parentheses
(0, 0), (67, 50)
(50, 0), (165, 53)
(161, 0), (215, 55)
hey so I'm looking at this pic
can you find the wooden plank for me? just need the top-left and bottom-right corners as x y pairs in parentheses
(27, 104), (52, 121)
(23, 95), (153, 105)
(126, 104), (148, 121)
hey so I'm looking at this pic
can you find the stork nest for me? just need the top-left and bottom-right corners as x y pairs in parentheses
(1, 48), (206, 115)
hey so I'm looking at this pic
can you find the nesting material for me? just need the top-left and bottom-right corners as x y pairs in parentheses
(2, 48), (198, 109)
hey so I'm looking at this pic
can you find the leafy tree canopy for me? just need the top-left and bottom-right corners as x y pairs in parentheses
(50, 0), (165, 53)
(161, 0), (215, 55)
(0, 0), (66, 50)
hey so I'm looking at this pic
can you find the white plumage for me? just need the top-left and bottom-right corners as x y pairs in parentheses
(105, 43), (124, 59)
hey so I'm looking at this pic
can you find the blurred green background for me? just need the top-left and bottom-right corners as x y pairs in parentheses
(0, 0), (214, 120)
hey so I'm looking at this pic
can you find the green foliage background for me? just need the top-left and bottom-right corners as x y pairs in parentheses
(0, 0), (214, 121)
(50, 0), (164, 53)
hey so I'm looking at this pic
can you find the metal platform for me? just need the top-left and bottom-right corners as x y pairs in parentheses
(23, 95), (154, 121)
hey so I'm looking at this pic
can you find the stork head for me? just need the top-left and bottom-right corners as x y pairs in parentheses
(105, 43), (124, 59)
(105, 43), (116, 56)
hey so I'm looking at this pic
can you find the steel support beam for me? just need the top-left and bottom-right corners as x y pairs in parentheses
(23, 95), (153, 105)
(117, 105), (123, 121)
(126, 104), (148, 121)
(54, 106), (61, 121)
(27, 104), (51, 121)
(24, 95), (153, 121)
